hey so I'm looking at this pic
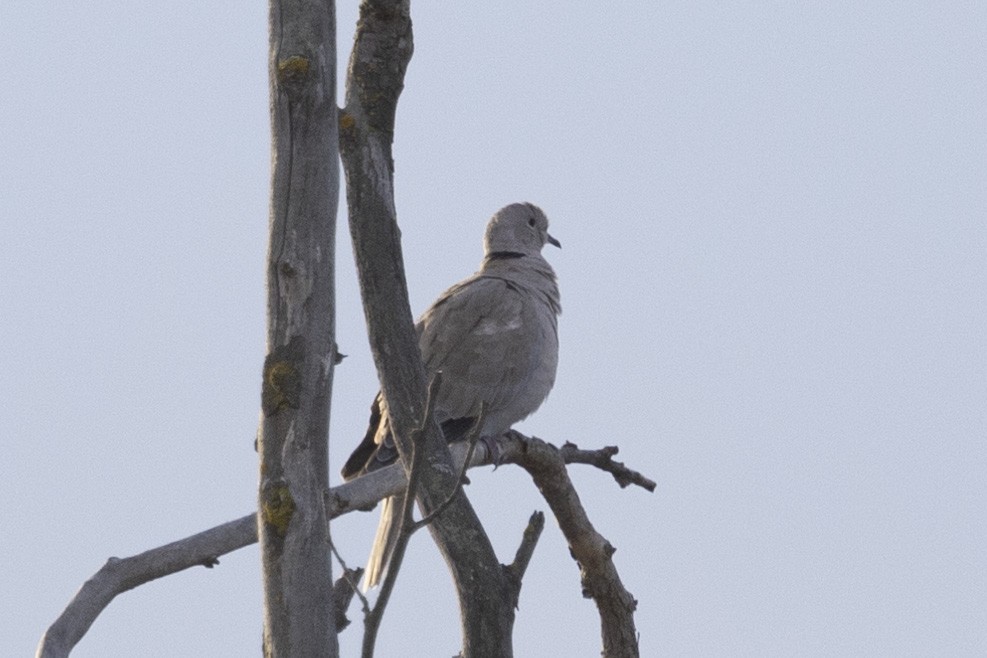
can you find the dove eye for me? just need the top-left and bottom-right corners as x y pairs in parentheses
(527, 217), (536, 227)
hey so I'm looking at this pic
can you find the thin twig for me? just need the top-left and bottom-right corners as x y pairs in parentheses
(361, 372), (443, 658)
(558, 441), (656, 492)
(413, 401), (487, 530)
(328, 535), (370, 616)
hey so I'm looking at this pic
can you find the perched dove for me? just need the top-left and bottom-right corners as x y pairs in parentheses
(341, 202), (562, 589)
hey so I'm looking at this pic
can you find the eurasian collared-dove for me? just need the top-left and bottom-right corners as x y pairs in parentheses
(341, 202), (562, 589)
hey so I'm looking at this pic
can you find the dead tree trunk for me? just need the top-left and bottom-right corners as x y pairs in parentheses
(258, 0), (340, 655)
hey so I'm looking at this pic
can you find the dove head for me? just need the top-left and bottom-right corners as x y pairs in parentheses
(483, 202), (561, 258)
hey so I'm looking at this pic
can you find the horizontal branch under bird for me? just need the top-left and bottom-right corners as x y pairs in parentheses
(37, 432), (653, 657)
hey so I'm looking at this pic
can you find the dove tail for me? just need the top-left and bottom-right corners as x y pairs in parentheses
(364, 492), (404, 590)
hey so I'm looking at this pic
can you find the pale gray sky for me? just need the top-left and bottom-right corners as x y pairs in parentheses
(3, 2), (985, 656)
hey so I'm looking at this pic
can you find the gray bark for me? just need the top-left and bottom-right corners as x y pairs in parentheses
(258, 0), (340, 655)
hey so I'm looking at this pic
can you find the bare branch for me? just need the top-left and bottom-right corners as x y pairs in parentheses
(38, 434), (651, 655)
(559, 441), (656, 492)
(503, 511), (546, 609)
(36, 516), (256, 658)
(505, 436), (641, 658)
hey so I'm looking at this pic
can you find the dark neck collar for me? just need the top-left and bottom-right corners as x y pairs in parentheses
(485, 251), (526, 261)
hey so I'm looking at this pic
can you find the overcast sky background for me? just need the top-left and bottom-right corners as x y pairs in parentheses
(3, 2), (985, 656)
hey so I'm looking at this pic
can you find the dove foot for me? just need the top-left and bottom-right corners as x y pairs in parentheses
(480, 435), (505, 468)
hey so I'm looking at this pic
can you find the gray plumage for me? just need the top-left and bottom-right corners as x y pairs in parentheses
(342, 202), (561, 589)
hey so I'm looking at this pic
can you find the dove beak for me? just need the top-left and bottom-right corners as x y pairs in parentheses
(547, 233), (561, 248)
